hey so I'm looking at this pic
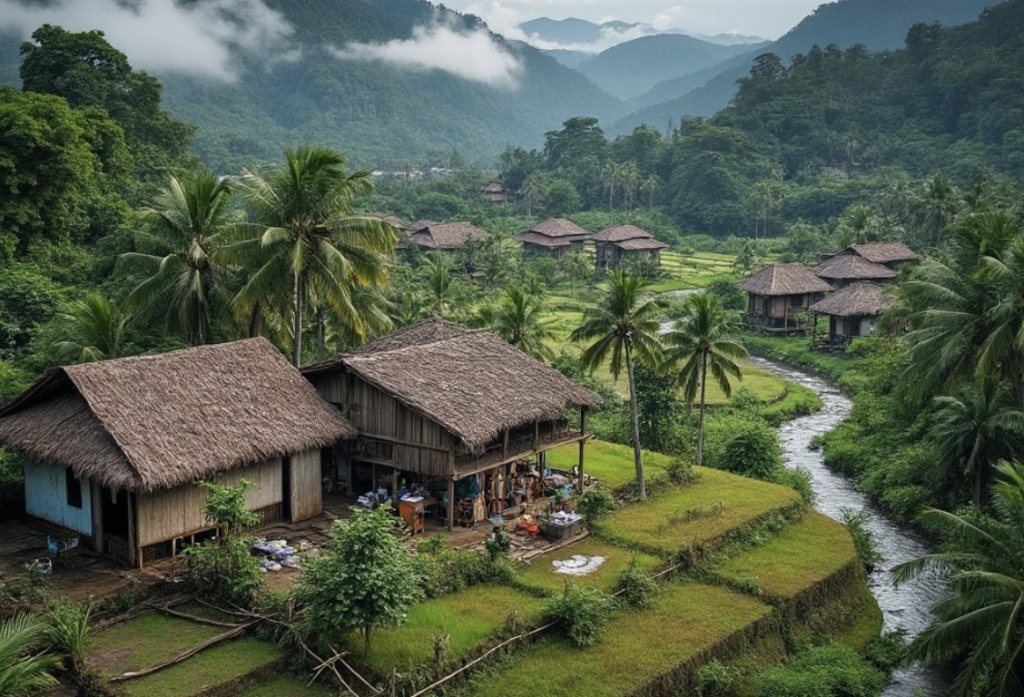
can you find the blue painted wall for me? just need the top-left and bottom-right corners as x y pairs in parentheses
(24, 461), (93, 535)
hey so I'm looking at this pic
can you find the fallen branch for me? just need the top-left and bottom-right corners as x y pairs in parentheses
(147, 602), (241, 629)
(108, 621), (256, 682)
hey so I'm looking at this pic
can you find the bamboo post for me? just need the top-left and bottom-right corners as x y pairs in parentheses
(447, 478), (455, 531)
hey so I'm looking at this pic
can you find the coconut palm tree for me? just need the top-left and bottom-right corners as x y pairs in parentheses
(420, 252), (453, 318)
(55, 292), (133, 363)
(893, 459), (1024, 697)
(119, 168), (237, 346)
(663, 292), (748, 465)
(570, 271), (667, 499)
(234, 147), (397, 367)
(491, 286), (555, 362)
(0, 613), (60, 696)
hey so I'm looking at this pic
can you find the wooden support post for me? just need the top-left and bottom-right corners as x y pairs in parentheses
(534, 420), (539, 450)
(372, 464), (378, 494)
(447, 478), (455, 531)
(578, 407), (587, 493)
(503, 429), (509, 459)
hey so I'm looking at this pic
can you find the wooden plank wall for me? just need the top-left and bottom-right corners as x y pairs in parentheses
(290, 448), (323, 522)
(136, 458), (283, 546)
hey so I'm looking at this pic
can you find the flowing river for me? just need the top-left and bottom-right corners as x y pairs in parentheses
(749, 357), (948, 697)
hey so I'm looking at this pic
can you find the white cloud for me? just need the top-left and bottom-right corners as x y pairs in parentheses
(0, 0), (296, 82)
(333, 24), (522, 88)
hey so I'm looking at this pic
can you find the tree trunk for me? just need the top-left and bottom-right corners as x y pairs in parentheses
(248, 301), (263, 338)
(625, 345), (646, 500)
(190, 292), (203, 346)
(697, 351), (708, 466)
(316, 307), (327, 362)
(293, 273), (304, 368)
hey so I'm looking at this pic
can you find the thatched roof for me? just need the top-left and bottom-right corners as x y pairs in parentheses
(529, 218), (590, 240)
(515, 232), (571, 248)
(737, 264), (835, 296)
(0, 339), (356, 493)
(809, 282), (900, 317)
(306, 320), (600, 449)
(370, 213), (411, 232)
(411, 222), (488, 249)
(812, 254), (897, 281)
(843, 242), (920, 264)
(616, 237), (669, 251)
(591, 225), (653, 243)
(482, 182), (505, 194)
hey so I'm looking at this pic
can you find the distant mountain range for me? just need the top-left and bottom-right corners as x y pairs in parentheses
(518, 16), (764, 48)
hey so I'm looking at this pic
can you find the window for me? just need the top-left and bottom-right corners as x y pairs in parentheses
(66, 468), (83, 509)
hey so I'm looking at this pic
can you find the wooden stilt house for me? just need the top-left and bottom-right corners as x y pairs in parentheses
(591, 225), (668, 271)
(811, 254), (897, 289)
(808, 282), (901, 345)
(303, 320), (601, 530)
(0, 339), (356, 567)
(515, 218), (590, 260)
(737, 263), (834, 335)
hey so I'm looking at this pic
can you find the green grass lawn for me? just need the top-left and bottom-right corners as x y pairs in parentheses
(714, 511), (856, 599)
(464, 582), (771, 697)
(515, 538), (662, 595)
(237, 675), (336, 697)
(595, 467), (803, 558)
(341, 585), (544, 676)
(546, 440), (671, 489)
(121, 637), (283, 697)
(87, 613), (222, 676)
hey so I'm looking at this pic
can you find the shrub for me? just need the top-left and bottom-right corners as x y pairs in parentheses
(184, 535), (262, 609)
(0, 564), (50, 616)
(695, 659), (741, 697)
(417, 548), (517, 599)
(839, 508), (884, 572)
(613, 557), (658, 609)
(864, 629), (907, 673)
(666, 457), (698, 486)
(45, 597), (91, 679)
(772, 467), (814, 503)
(577, 489), (614, 522)
(483, 526), (511, 562)
(106, 572), (144, 615)
(753, 641), (885, 697)
(707, 417), (782, 480)
(542, 582), (614, 647)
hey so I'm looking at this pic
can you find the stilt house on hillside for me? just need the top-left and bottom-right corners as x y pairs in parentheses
(0, 339), (355, 567)
(515, 218), (590, 260)
(822, 242), (921, 270)
(591, 225), (668, 271)
(737, 263), (834, 335)
(808, 282), (901, 345)
(811, 253), (897, 289)
(410, 221), (488, 251)
(303, 319), (600, 531)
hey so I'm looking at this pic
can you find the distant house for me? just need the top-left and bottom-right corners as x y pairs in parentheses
(410, 221), (489, 251)
(515, 218), (590, 260)
(811, 253), (897, 289)
(303, 319), (600, 530)
(737, 263), (834, 335)
(590, 225), (669, 271)
(825, 242), (921, 270)
(0, 339), (355, 567)
(482, 182), (507, 204)
(369, 213), (412, 250)
(809, 282), (901, 345)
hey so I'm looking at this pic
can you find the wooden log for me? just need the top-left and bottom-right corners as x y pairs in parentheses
(149, 602), (241, 629)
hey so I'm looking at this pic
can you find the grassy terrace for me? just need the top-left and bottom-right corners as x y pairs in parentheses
(546, 440), (671, 488)
(595, 467), (804, 558)
(463, 583), (772, 697)
(340, 585), (544, 677)
(88, 613), (223, 676)
(515, 538), (662, 595)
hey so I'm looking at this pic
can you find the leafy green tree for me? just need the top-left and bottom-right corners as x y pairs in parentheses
(55, 292), (133, 363)
(893, 460), (1024, 697)
(0, 265), (64, 359)
(234, 147), (397, 367)
(297, 506), (423, 654)
(489, 286), (555, 362)
(0, 613), (60, 696)
(119, 168), (237, 346)
(663, 293), (748, 465)
(571, 271), (667, 499)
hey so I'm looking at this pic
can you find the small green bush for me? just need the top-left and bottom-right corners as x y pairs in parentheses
(417, 549), (516, 598)
(864, 629), (907, 672)
(45, 597), (91, 679)
(666, 457), (698, 486)
(707, 416), (782, 480)
(483, 526), (511, 562)
(613, 557), (658, 609)
(106, 572), (144, 615)
(184, 535), (262, 609)
(577, 489), (614, 521)
(772, 467), (814, 503)
(753, 641), (885, 697)
(839, 508), (884, 572)
(695, 659), (741, 697)
(542, 582), (614, 647)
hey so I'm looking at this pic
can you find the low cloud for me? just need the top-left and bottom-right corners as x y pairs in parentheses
(0, 0), (296, 82)
(522, 23), (656, 53)
(333, 24), (522, 88)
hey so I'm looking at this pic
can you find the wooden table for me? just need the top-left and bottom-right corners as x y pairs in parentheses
(398, 497), (435, 535)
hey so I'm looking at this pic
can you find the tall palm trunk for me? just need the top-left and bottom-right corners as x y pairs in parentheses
(248, 301), (263, 338)
(315, 306), (327, 362)
(625, 344), (646, 500)
(697, 350), (708, 465)
(293, 273), (304, 368)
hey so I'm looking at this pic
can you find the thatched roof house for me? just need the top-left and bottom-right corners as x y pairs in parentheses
(515, 218), (590, 259)
(591, 225), (669, 271)
(811, 254), (897, 289)
(737, 264), (834, 335)
(410, 222), (488, 250)
(808, 283), (900, 344)
(304, 319), (600, 529)
(0, 339), (355, 566)
(482, 182), (507, 203)
(842, 242), (920, 267)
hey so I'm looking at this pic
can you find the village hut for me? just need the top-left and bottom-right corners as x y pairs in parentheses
(0, 338), (355, 567)
(737, 263), (834, 335)
(410, 221), (488, 251)
(808, 282), (900, 345)
(515, 218), (590, 260)
(820, 242), (921, 270)
(590, 225), (669, 271)
(811, 253), (897, 289)
(303, 319), (600, 530)
(482, 182), (507, 204)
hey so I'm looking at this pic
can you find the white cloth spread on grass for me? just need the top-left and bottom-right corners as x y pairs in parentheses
(552, 555), (606, 576)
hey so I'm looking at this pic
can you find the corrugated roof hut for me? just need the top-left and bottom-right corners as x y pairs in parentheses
(410, 222), (488, 250)
(811, 253), (897, 289)
(0, 338), (355, 566)
(808, 282), (901, 344)
(515, 218), (590, 260)
(303, 319), (600, 530)
(737, 264), (834, 335)
(590, 225), (669, 271)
